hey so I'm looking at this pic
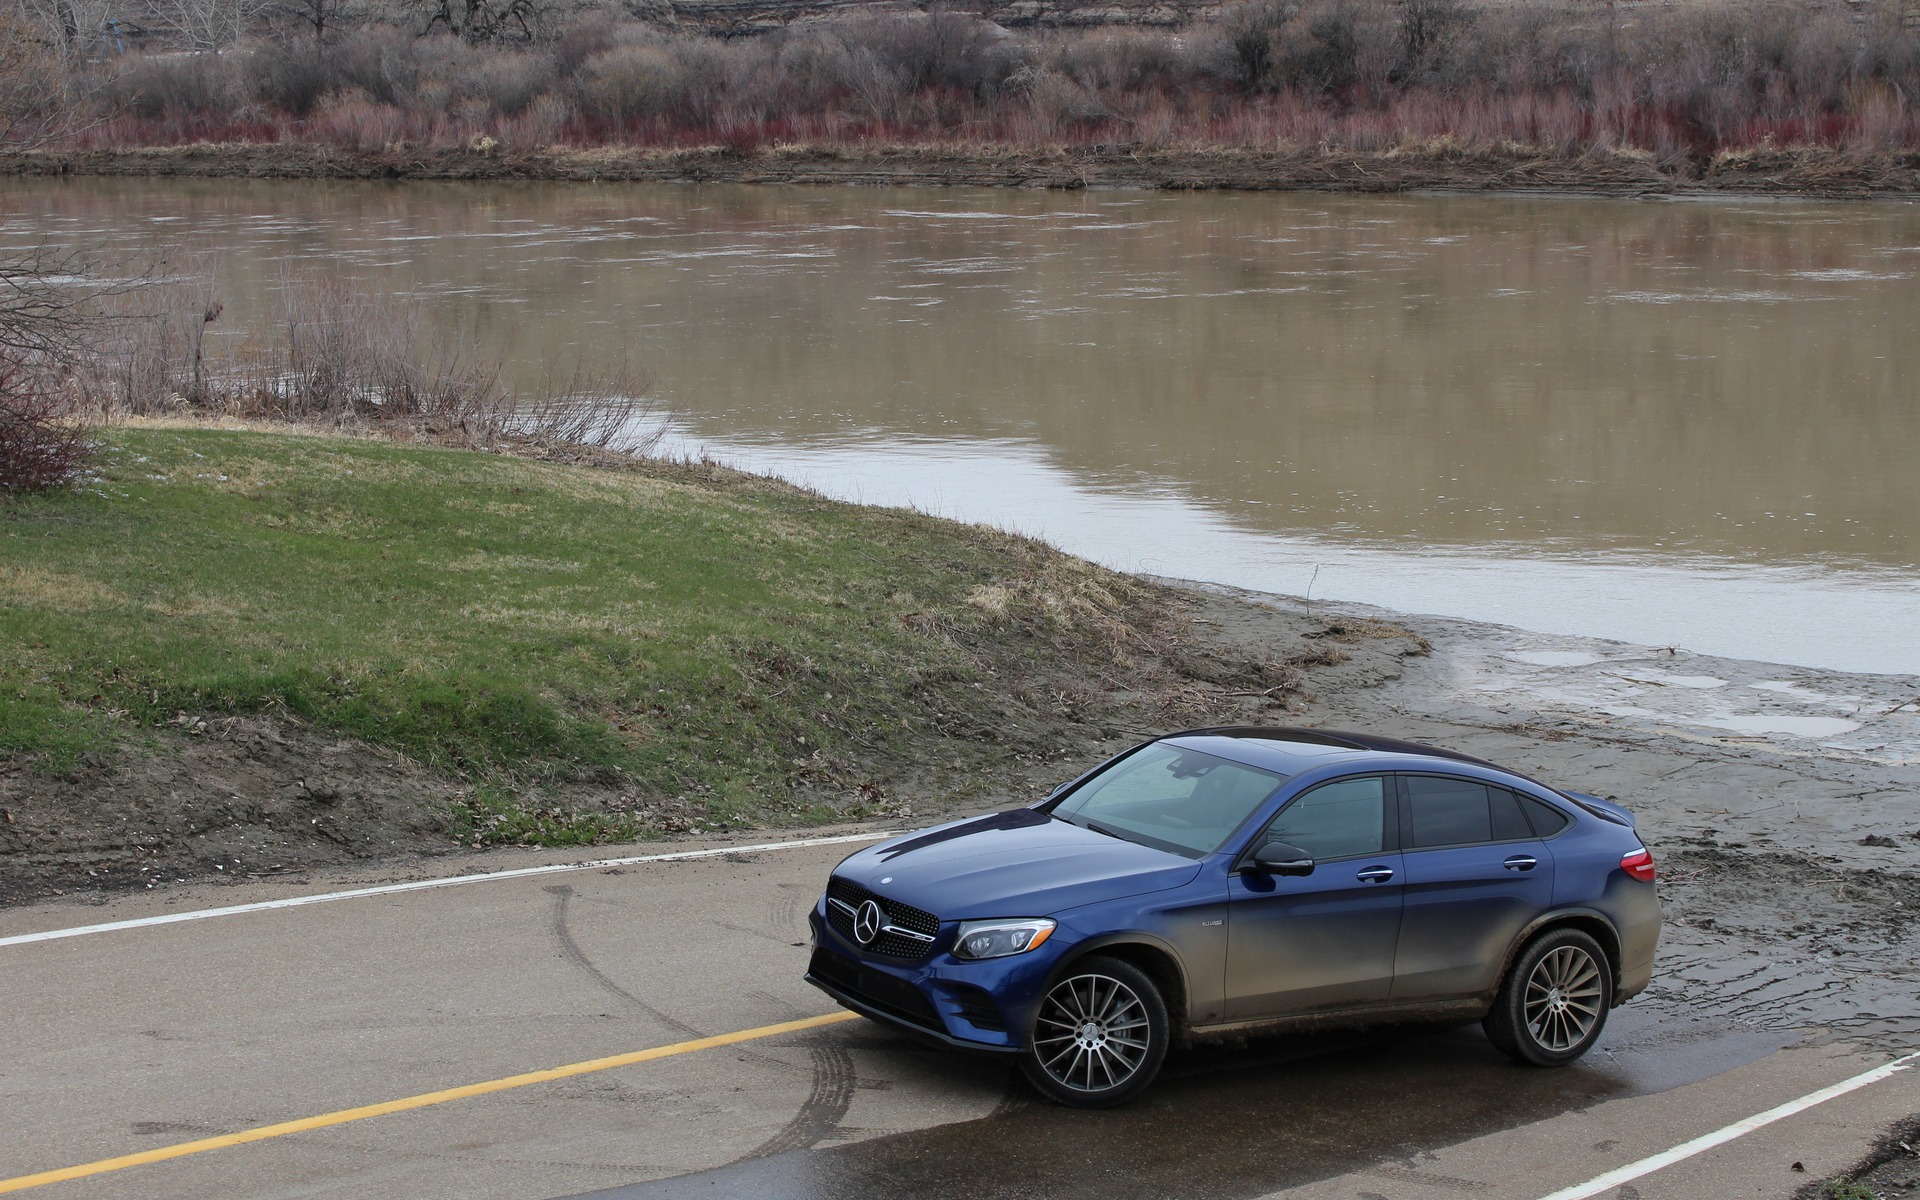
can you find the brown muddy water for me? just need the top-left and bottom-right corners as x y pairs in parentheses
(4, 179), (1916, 674)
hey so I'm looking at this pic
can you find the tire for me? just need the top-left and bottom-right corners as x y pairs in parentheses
(1484, 927), (1613, 1066)
(1020, 955), (1170, 1108)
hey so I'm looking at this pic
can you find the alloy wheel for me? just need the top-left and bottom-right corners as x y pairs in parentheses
(1032, 972), (1151, 1093)
(1522, 944), (1604, 1052)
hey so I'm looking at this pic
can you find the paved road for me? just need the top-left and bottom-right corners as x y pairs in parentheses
(2, 835), (1913, 1200)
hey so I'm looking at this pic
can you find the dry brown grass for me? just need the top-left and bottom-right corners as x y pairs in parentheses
(1312, 615), (1433, 654)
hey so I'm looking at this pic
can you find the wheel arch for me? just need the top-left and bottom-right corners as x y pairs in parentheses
(1044, 933), (1193, 1044)
(1497, 909), (1624, 998)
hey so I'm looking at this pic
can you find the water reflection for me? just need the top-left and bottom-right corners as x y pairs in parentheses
(4, 180), (1914, 672)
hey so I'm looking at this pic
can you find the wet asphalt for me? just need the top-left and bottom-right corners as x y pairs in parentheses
(570, 1008), (1797, 1200)
(3, 829), (1908, 1200)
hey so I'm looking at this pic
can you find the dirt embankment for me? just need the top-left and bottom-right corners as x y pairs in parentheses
(0, 586), (1430, 905)
(7, 141), (1920, 198)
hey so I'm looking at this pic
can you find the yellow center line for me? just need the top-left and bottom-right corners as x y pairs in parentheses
(0, 1010), (861, 1195)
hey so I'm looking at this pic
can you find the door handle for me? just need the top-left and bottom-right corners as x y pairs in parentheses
(1504, 855), (1538, 871)
(1355, 866), (1394, 883)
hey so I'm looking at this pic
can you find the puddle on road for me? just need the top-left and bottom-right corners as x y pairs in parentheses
(572, 1010), (1794, 1200)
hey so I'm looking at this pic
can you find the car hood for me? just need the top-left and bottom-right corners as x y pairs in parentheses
(832, 808), (1202, 920)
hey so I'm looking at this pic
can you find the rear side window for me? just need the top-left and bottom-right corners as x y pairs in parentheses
(1518, 794), (1571, 837)
(1405, 776), (1492, 847)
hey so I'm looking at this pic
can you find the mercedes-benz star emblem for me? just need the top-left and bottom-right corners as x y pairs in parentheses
(853, 899), (884, 946)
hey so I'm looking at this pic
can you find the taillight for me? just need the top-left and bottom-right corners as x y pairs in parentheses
(1620, 847), (1656, 883)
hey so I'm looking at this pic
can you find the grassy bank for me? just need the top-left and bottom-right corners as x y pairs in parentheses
(0, 423), (1429, 898)
(1, 425), (1164, 822)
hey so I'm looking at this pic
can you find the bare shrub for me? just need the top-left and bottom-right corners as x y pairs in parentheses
(0, 11), (90, 145)
(577, 42), (685, 122)
(506, 90), (572, 142)
(1025, 67), (1109, 129)
(89, 267), (656, 455)
(250, 46), (337, 115)
(0, 365), (94, 494)
(1214, 0), (1297, 88)
(1394, 0), (1473, 83)
(459, 48), (557, 115)
(1053, 30), (1186, 93)
(108, 53), (248, 120)
(21, 0), (1920, 158)
(326, 28), (433, 106)
(820, 12), (1017, 119)
(1272, 0), (1400, 94)
(310, 86), (411, 149)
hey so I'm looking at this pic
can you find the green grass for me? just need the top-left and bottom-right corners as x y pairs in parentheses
(0, 426), (1153, 838)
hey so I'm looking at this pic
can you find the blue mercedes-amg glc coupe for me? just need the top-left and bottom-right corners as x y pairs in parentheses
(806, 727), (1660, 1106)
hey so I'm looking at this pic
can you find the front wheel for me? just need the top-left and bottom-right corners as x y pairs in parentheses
(1020, 955), (1169, 1107)
(1484, 927), (1613, 1066)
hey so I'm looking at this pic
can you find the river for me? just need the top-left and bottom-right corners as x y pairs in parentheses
(4, 178), (1914, 674)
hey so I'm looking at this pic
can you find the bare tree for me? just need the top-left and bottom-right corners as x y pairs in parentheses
(0, 4), (107, 145)
(150, 0), (274, 50)
(11, 0), (121, 63)
(409, 0), (587, 41)
(271, 0), (363, 42)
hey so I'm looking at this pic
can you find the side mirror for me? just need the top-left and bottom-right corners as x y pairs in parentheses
(1249, 841), (1315, 876)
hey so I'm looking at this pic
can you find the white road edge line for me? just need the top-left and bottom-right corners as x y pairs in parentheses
(1532, 1048), (1920, 1200)
(0, 832), (897, 949)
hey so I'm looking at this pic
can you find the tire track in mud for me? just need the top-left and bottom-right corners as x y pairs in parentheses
(738, 1040), (859, 1160)
(545, 883), (856, 1162)
(546, 885), (709, 1042)
(544, 885), (799, 1072)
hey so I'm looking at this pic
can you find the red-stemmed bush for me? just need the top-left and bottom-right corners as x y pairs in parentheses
(0, 362), (94, 495)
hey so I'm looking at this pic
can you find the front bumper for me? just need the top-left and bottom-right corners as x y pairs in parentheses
(806, 958), (1020, 1054)
(805, 905), (1056, 1053)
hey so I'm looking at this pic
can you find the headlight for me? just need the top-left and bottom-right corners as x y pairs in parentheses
(953, 918), (1056, 960)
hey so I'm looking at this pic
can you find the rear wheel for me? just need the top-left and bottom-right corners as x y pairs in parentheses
(1020, 956), (1168, 1107)
(1484, 928), (1612, 1066)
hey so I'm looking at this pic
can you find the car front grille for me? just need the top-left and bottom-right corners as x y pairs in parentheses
(825, 876), (941, 959)
(809, 947), (942, 1031)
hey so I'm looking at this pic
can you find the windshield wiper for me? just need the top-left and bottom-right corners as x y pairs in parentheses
(1081, 819), (1129, 842)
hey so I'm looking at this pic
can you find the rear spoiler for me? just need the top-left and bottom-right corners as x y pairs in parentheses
(1562, 790), (1635, 829)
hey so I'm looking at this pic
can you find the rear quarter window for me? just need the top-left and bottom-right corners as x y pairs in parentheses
(1518, 793), (1571, 837)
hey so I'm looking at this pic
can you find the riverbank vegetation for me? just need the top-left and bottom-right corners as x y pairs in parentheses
(3, 0), (1919, 184)
(0, 260), (648, 495)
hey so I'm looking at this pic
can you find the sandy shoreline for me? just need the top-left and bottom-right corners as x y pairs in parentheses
(6, 141), (1920, 199)
(1212, 581), (1920, 864)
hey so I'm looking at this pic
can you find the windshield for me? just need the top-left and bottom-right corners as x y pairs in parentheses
(1052, 743), (1288, 858)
